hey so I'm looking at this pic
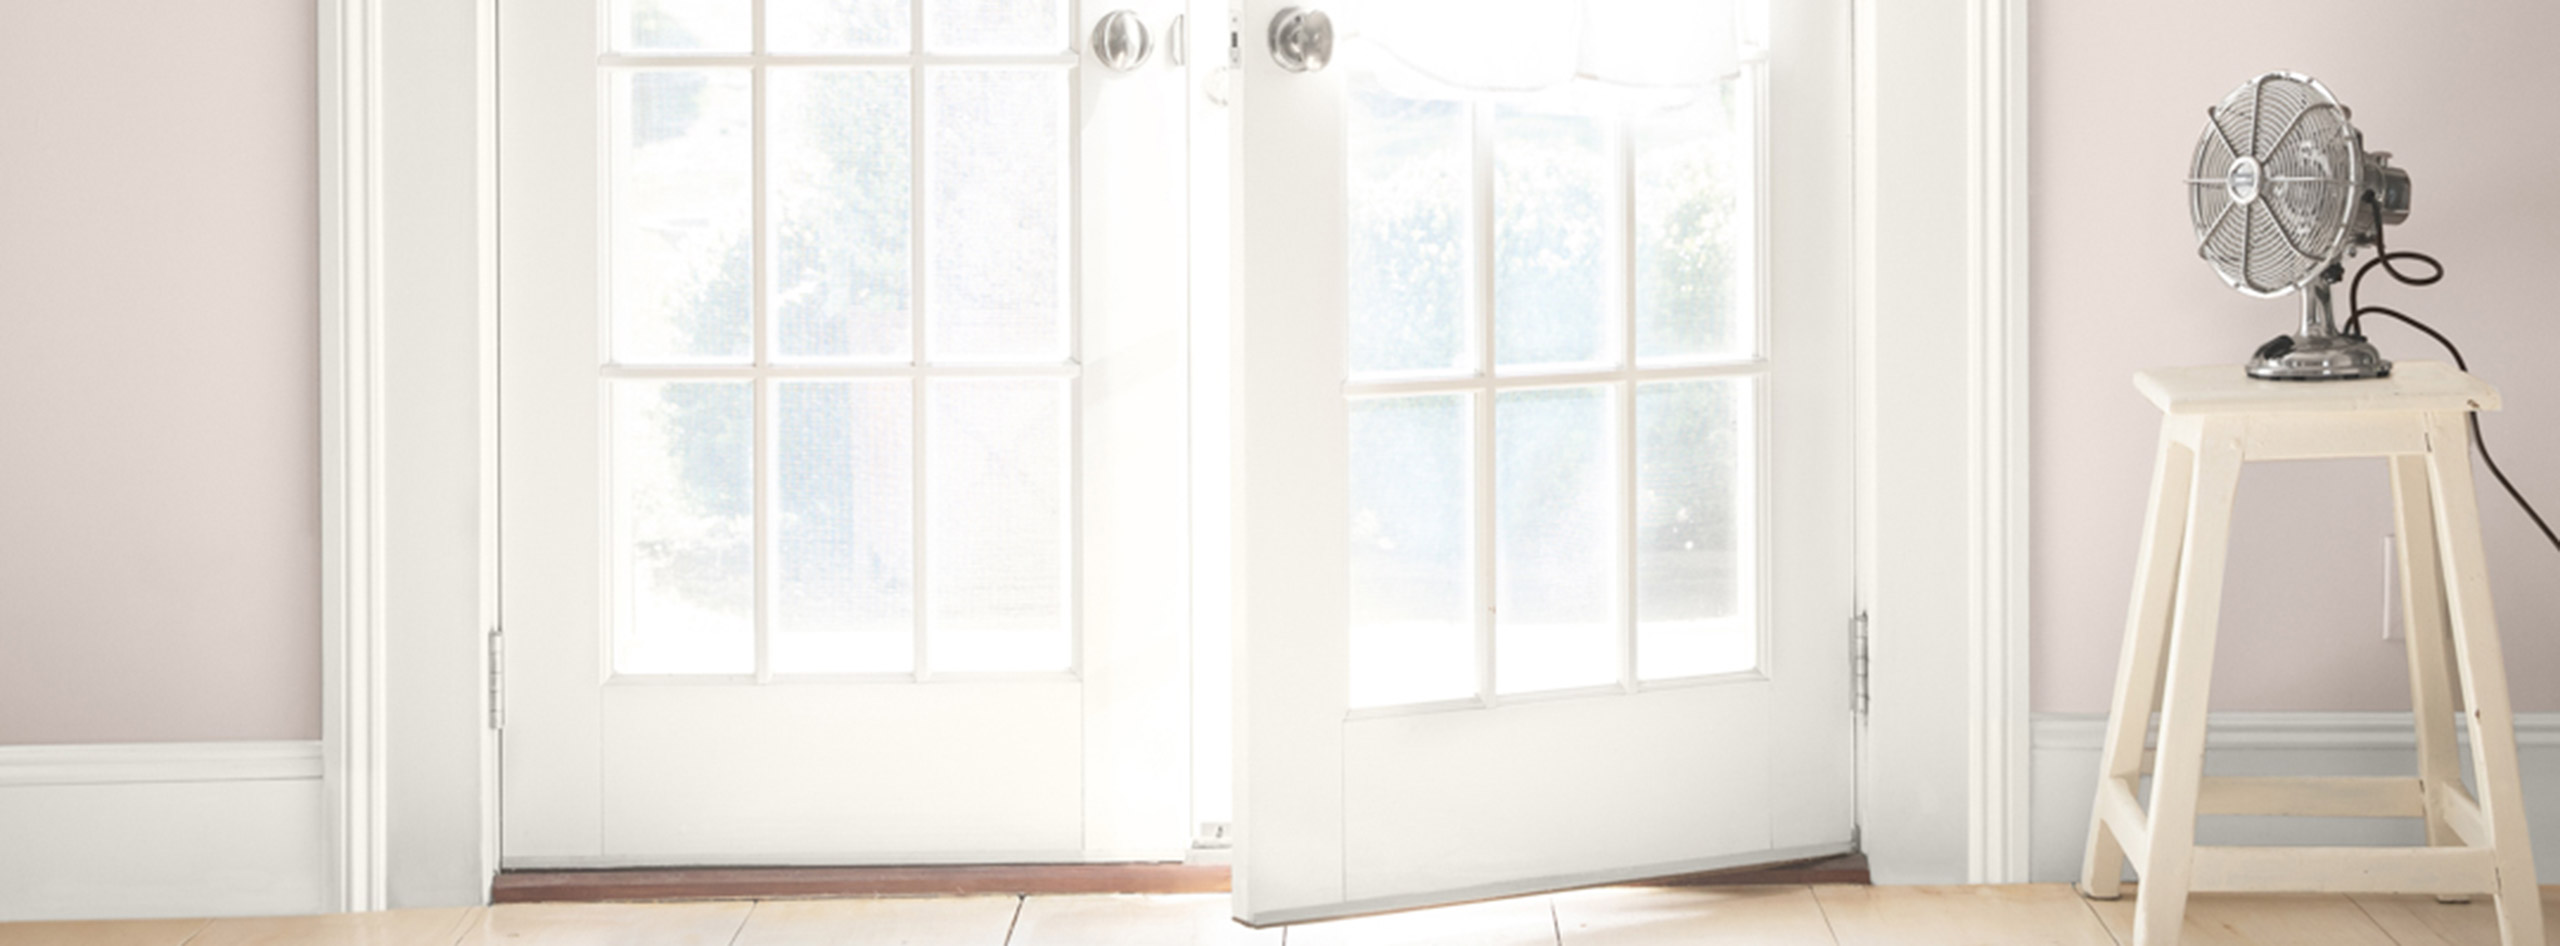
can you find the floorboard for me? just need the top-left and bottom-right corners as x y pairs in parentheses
(1810, 883), (2117, 946)
(2352, 890), (2560, 946)
(1551, 885), (1834, 945)
(2084, 890), (2396, 946)
(730, 896), (1020, 946)
(1009, 894), (1278, 946)
(452, 901), (753, 946)
(0, 917), (207, 946)
(188, 907), (481, 946)
(1280, 894), (1560, 946)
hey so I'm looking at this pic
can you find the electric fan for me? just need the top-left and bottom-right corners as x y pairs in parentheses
(2188, 71), (2413, 380)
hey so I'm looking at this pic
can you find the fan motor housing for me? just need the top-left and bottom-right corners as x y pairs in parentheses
(2368, 156), (2412, 227)
(2227, 155), (2261, 204)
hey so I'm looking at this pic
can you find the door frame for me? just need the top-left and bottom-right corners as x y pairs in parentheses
(318, 0), (389, 910)
(319, 0), (503, 910)
(321, 0), (2033, 908)
(1850, 0), (2033, 885)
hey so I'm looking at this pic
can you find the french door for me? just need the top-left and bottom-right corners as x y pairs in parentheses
(1227, 0), (1856, 924)
(498, 0), (1193, 865)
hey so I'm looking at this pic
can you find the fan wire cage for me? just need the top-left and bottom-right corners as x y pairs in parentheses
(2189, 73), (2361, 297)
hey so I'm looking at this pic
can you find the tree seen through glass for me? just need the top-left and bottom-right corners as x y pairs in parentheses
(1346, 70), (1757, 699)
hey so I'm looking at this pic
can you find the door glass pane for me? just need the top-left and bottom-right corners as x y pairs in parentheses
(1348, 394), (1476, 708)
(1494, 107), (1612, 372)
(768, 0), (910, 53)
(775, 381), (915, 674)
(611, 0), (750, 53)
(613, 380), (755, 674)
(1636, 378), (1757, 679)
(923, 0), (1065, 53)
(927, 378), (1069, 672)
(1347, 76), (1471, 379)
(1494, 386), (1618, 694)
(769, 68), (912, 363)
(925, 68), (1069, 362)
(610, 69), (753, 364)
(1635, 78), (1755, 363)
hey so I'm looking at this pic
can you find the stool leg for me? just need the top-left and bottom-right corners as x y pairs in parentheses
(2133, 424), (2244, 946)
(2082, 432), (2197, 900)
(2390, 454), (2468, 904)
(2422, 412), (2544, 946)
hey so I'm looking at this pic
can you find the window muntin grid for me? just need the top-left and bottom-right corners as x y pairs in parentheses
(1345, 60), (1768, 712)
(598, 0), (1078, 681)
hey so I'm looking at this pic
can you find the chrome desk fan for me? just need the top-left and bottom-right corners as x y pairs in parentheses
(2188, 71), (2413, 380)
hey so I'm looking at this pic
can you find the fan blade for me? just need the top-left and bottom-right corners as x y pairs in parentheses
(2259, 102), (2338, 161)
(2262, 193), (2326, 263)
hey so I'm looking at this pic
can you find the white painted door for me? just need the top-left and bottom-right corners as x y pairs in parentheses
(1228, 0), (1855, 923)
(498, 0), (1195, 866)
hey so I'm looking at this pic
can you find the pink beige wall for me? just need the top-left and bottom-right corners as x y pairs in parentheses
(2, 0), (2550, 738)
(2033, 0), (2560, 712)
(0, 0), (319, 743)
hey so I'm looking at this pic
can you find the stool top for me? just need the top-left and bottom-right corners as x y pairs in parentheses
(2135, 361), (2499, 415)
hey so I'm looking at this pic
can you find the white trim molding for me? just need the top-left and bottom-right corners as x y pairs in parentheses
(0, 741), (323, 787)
(1964, 0), (2031, 885)
(0, 742), (331, 922)
(1852, 0), (2032, 884)
(2031, 712), (2560, 883)
(347, 0), (505, 909)
(319, 0), (390, 914)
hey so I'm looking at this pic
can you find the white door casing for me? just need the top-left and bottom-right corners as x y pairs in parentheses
(498, 0), (1193, 867)
(336, 0), (2032, 905)
(1229, 0), (1857, 925)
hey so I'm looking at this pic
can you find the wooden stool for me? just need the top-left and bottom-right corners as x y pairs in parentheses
(2079, 362), (2542, 946)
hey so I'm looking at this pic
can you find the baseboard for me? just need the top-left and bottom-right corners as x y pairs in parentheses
(2031, 711), (2560, 883)
(0, 741), (332, 921)
(22, 718), (2543, 919)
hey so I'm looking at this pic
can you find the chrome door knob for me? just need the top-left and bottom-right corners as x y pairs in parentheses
(1091, 10), (1153, 72)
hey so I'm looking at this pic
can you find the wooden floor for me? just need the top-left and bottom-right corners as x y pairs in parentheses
(4, 885), (2555, 945)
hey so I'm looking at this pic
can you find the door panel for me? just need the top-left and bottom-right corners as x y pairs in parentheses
(1231, 0), (1854, 923)
(1343, 687), (1773, 900)
(598, 684), (1081, 859)
(500, 0), (1193, 867)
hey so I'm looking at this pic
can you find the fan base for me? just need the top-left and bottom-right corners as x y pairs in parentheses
(2246, 333), (2392, 381)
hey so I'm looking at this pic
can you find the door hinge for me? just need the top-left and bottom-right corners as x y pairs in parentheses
(1850, 611), (1871, 718)
(488, 627), (506, 731)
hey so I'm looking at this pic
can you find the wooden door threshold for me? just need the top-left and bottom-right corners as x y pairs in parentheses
(492, 863), (1232, 903)
(491, 853), (1866, 904)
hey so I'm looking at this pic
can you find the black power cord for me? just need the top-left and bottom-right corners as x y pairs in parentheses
(2340, 192), (2560, 560)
